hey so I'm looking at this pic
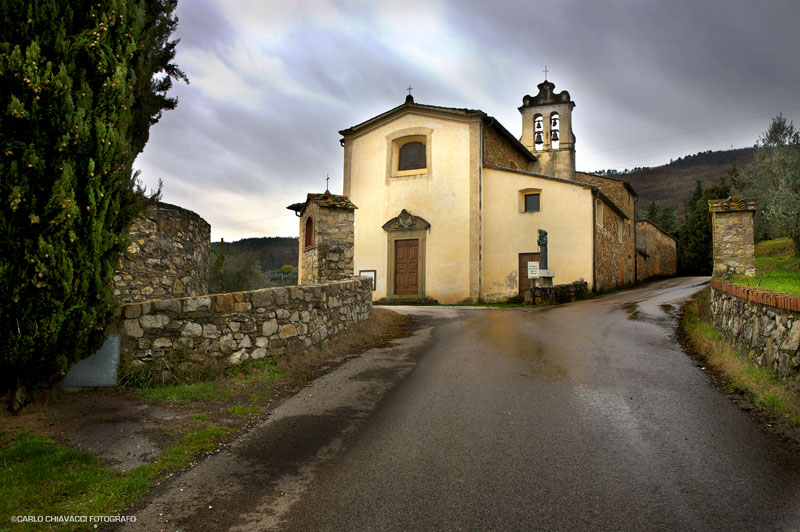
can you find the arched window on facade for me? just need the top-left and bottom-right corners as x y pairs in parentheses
(304, 216), (314, 249)
(398, 141), (426, 171)
(550, 113), (560, 150)
(534, 115), (544, 151)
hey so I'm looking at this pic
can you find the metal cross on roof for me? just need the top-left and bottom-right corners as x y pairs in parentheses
(407, 85), (413, 96)
(543, 65), (549, 80)
(326, 174), (330, 191)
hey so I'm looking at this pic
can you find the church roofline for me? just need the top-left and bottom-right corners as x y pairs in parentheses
(483, 116), (537, 162)
(575, 170), (638, 198)
(339, 100), (485, 138)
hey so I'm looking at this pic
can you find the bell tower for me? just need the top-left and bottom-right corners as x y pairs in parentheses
(519, 80), (576, 179)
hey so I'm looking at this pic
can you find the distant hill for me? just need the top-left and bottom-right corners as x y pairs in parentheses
(591, 148), (754, 213)
(212, 236), (298, 272)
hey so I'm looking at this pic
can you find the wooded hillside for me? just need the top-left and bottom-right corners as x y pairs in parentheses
(212, 237), (298, 271)
(593, 148), (753, 213)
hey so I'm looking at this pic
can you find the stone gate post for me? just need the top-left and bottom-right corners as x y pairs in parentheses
(708, 196), (757, 277)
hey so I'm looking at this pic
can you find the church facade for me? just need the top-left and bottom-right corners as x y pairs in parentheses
(332, 81), (636, 304)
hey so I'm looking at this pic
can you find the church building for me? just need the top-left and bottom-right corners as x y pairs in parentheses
(295, 80), (639, 304)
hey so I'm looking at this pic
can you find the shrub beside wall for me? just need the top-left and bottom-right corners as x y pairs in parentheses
(114, 278), (372, 370)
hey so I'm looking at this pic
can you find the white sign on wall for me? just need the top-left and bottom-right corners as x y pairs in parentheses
(527, 261), (540, 279)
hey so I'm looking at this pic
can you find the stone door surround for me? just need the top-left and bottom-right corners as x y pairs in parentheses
(383, 209), (430, 299)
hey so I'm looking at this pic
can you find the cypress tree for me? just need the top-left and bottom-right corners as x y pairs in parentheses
(0, 0), (185, 405)
(676, 177), (730, 275)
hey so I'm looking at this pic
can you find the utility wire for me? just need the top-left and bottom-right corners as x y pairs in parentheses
(587, 105), (800, 157)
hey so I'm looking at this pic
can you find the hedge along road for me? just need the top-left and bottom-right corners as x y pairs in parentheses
(115, 277), (800, 531)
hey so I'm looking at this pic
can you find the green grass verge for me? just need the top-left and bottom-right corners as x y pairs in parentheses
(0, 425), (234, 531)
(133, 357), (289, 403)
(682, 288), (800, 426)
(728, 237), (800, 295)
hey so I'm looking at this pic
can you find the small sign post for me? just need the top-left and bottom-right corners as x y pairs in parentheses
(527, 261), (540, 279)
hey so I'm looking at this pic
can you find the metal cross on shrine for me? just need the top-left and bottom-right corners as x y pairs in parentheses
(326, 174), (330, 191)
(407, 85), (413, 96)
(543, 66), (549, 80)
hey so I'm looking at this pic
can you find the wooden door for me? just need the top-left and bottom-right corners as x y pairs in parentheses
(395, 239), (419, 295)
(518, 252), (541, 295)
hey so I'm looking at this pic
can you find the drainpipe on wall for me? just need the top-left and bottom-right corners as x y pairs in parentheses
(592, 187), (598, 292)
(479, 119), (486, 302)
(632, 197), (646, 284)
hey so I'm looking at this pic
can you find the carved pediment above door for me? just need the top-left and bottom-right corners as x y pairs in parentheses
(382, 209), (431, 232)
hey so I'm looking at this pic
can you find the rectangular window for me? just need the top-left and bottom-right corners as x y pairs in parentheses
(524, 193), (540, 212)
(618, 218), (623, 242)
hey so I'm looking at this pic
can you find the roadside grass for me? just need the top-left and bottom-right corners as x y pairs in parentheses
(728, 237), (800, 295)
(0, 308), (412, 528)
(0, 426), (234, 531)
(133, 357), (289, 404)
(682, 288), (800, 426)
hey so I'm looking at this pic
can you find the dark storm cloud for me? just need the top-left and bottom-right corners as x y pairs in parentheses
(135, 0), (800, 238)
(442, 0), (800, 159)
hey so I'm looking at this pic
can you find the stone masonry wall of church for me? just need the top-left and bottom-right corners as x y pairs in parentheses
(595, 204), (633, 291)
(114, 278), (372, 372)
(483, 126), (531, 171)
(114, 202), (210, 303)
(575, 173), (634, 220)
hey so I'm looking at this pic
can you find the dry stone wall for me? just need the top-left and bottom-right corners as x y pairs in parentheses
(710, 280), (800, 391)
(114, 278), (371, 367)
(114, 202), (210, 303)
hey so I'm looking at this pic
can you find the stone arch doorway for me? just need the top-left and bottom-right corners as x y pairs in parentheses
(382, 209), (430, 299)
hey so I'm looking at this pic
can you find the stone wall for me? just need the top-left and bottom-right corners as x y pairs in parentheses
(300, 203), (355, 284)
(708, 197), (756, 277)
(115, 202), (210, 303)
(115, 278), (372, 367)
(636, 220), (677, 281)
(575, 172), (635, 220)
(533, 281), (588, 305)
(483, 124), (531, 171)
(595, 196), (635, 291)
(710, 280), (800, 391)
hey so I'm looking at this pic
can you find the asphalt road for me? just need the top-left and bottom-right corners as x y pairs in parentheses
(120, 277), (800, 531)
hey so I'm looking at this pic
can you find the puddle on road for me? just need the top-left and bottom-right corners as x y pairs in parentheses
(623, 301), (678, 329)
(476, 312), (567, 382)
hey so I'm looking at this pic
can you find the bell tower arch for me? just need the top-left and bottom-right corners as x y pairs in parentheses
(519, 80), (576, 179)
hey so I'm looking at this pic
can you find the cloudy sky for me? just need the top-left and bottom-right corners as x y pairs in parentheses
(134, 0), (800, 242)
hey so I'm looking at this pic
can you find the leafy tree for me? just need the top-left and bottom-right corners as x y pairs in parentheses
(210, 253), (268, 293)
(676, 177), (730, 275)
(0, 0), (185, 405)
(733, 114), (800, 256)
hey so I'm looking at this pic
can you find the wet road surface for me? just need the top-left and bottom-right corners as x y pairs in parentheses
(119, 277), (800, 531)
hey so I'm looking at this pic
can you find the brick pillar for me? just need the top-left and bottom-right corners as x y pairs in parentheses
(708, 197), (757, 277)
